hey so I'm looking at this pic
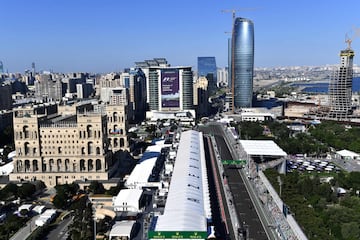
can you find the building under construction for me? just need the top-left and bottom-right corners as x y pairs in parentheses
(328, 46), (355, 120)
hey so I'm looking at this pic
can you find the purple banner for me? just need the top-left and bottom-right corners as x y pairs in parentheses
(161, 69), (180, 108)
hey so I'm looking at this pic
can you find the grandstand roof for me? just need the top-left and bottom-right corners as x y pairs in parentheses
(155, 130), (211, 232)
(240, 140), (287, 156)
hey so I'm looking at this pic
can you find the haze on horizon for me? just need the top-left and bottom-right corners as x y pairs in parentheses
(1, 0), (360, 73)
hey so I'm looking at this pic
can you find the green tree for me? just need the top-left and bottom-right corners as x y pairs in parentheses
(53, 183), (79, 209)
(17, 183), (36, 200)
(52, 192), (68, 209)
(0, 183), (19, 200)
(236, 121), (264, 139)
(105, 182), (124, 196)
(341, 222), (360, 240)
(88, 181), (105, 194)
(68, 196), (94, 240)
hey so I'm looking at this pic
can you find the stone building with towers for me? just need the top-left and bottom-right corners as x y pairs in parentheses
(9, 103), (116, 187)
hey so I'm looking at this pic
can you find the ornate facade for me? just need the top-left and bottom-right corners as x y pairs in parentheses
(10, 104), (114, 187)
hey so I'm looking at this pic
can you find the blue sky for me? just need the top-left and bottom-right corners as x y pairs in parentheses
(1, 0), (360, 73)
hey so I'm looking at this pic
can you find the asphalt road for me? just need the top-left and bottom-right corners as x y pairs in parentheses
(10, 215), (39, 240)
(45, 215), (72, 240)
(330, 157), (360, 172)
(199, 123), (268, 240)
(204, 135), (233, 240)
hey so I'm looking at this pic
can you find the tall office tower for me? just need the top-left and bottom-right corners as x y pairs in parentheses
(135, 58), (170, 104)
(217, 67), (229, 88)
(193, 76), (209, 118)
(128, 68), (147, 123)
(328, 46), (355, 119)
(147, 66), (193, 112)
(76, 83), (93, 99)
(197, 57), (217, 95)
(31, 62), (36, 76)
(232, 18), (255, 109)
(34, 74), (64, 102)
(0, 61), (3, 74)
(10, 104), (114, 187)
(0, 83), (12, 110)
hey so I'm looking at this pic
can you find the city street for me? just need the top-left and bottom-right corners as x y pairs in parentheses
(330, 157), (360, 172)
(199, 123), (273, 240)
(10, 215), (39, 240)
(46, 215), (72, 240)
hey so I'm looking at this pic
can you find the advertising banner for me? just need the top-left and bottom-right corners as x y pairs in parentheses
(161, 69), (180, 108)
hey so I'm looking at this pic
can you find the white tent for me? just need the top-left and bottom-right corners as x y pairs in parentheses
(109, 220), (136, 239)
(0, 161), (14, 175)
(113, 189), (143, 212)
(240, 140), (287, 156)
(125, 158), (157, 189)
(336, 149), (360, 160)
(154, 130), (210, 234)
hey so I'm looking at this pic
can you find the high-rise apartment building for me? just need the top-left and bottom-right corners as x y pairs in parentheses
(232, 18), (255, 109)
(135, 58), (169, 105)
(197, 57), (217, 95)
(0, 83), (12, 110)
(217, 67), (229, 88)
(98, 68), (146, 123)
(76, 83), (93, 99)
(125, 68), (147, 122)
(147, 66), (193, 112)
(193, 76), (209, 118)
(34, 74), (65, 102)
(328, 47), (355, 119)
(10, 104), (114, 187)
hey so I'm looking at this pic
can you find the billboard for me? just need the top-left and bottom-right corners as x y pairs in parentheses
(148, 231), (207, 239)
(161, 69), (180, 108)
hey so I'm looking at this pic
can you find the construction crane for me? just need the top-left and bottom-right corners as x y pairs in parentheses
(345, 26), (360, 49)
(222, 9), (238, 113)
(221, 8), (257, 22)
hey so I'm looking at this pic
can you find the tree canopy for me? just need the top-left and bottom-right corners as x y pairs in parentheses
(265, 169), (360, 240)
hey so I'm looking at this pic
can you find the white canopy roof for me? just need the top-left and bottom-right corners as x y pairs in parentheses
(155, 130), (210, 232)
(240, 140), (287, 156)
(125, 157), (157, 188)
(336, 149), (360, 158)
(0, 161), (14, 175)
(125, 139), (170, 189)
(113, 189), (143, 210)
(109, 221), (136, 238)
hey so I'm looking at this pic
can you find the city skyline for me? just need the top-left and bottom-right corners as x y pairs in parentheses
(2, 0), (360, 73)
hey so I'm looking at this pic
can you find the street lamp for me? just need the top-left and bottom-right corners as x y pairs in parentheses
(93, 206), (97, 240)
(277, 176), (283, 197)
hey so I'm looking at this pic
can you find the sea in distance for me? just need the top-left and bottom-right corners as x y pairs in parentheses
(291, 77), (360, 93)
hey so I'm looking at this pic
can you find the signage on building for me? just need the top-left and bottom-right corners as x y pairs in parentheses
(161, 69), (180, 108)
(222, 159), (247, 165)
(148, 231), (207, 239)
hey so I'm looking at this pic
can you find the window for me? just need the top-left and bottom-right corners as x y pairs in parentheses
(187, 197), (200, 203)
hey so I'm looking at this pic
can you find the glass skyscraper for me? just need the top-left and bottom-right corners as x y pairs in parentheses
(197, 57), (217, 95)
(232, 17), (254, 108)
